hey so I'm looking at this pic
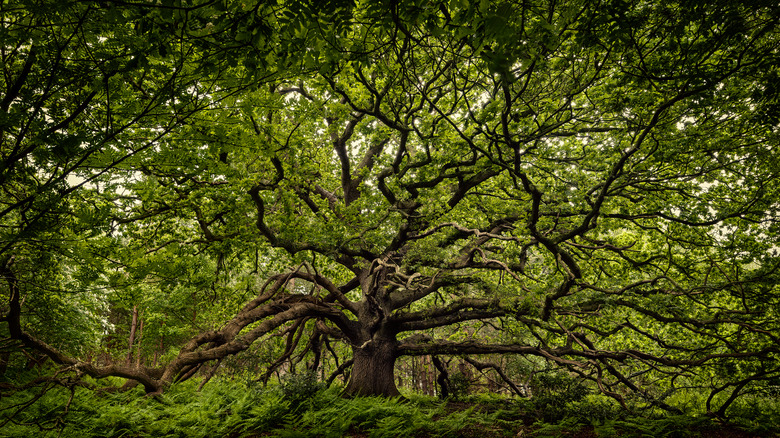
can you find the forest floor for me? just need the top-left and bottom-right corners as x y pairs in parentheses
(247, 423), (775, 438)
(394, 400), (777, 438)
(452, 425), (774, 438)
(5, 373), (777, 438)
(443, 400), (778, 438)
(242, 398), (779, 438)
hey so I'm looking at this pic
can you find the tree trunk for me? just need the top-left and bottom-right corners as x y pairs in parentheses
(431, 356), (450, 399)
(127, 305), (138, 365)
(343, 338), (400, 397)
(135, 314), (144, 367)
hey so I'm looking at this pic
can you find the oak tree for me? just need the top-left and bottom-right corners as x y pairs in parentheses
(2, 0), (780, 416)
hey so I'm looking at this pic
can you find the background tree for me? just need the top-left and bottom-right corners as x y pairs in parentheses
(3, 0), (780, 416)
(0, 0), (285, 383)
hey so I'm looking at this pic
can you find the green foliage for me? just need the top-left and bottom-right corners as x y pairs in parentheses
(0, 378), (485, 438)
(725, 394), (780, 435)
(279, 371), (326, 411)
(523, 372), (591, 422)
(3, 376), (779, 438)
(0, 378), (283, 438)
(566, 395), (624, 424)
(277, 389), (475, 438)
(526, 388), (780, 437)
(531, 417), (583, 438)
(591, 416), (712, 438)
(448, 372), (472, 399)
(3, 0), (780, 418)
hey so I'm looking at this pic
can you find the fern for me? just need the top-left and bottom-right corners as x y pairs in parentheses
(4, 375), (776, 438)
(531, 417), (582, 438)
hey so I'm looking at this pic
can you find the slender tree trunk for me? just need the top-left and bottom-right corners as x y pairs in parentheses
(343, 338), (400, 397)
(153, 334), (163, 367)
(135, 314), (144, 367)
(420, 355), (434, 396)
(127, 305), (138, 365)
(411, 356), (417, 391)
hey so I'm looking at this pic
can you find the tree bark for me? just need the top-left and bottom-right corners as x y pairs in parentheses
(343, 338), (400, 397)
(127, 305), (138, 365)
(431, 356), (450, 398)
(135, 315), (144, 367)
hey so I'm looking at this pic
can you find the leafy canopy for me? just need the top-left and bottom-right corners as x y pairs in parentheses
(1, 0), (780, 416)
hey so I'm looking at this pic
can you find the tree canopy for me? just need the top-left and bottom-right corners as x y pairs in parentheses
(2, 0), (780, 417)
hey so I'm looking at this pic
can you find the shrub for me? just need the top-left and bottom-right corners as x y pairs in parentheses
(526, 372), (589, 422)
(449, 372), (471, 399)
(279, 371), (326, 411)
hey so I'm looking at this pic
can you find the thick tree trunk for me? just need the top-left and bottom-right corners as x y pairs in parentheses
(343, 338), (400, 397)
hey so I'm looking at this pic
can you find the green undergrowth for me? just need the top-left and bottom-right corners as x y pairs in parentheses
(527, 392), (780, 438)
(1, 373), (779, 437)
(0, 374), (512, 438)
